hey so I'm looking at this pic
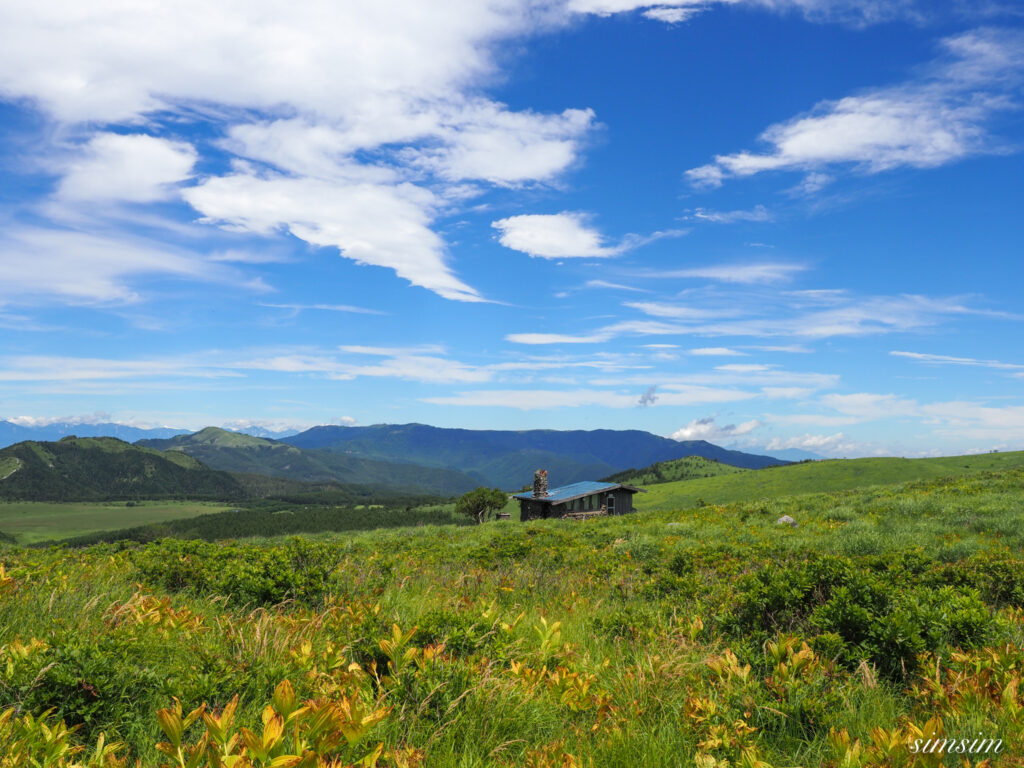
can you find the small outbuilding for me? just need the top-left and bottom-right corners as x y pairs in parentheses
(513, 469), (645, 521)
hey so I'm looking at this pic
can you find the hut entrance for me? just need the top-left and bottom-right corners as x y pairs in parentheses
(606, 494), (615, 514)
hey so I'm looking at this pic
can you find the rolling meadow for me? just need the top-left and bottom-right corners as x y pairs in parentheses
(3, 461), (1024, 766)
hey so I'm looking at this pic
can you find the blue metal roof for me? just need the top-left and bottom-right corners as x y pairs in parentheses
(513, 481), (624, 504)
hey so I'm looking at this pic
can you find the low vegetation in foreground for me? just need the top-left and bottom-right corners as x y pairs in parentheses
(3, 467), (1024, 766)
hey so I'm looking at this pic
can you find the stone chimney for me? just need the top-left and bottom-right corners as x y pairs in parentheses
(533, 469), (549, 498)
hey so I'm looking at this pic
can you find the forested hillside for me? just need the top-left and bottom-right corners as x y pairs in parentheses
(138, 427), (481, 495)
(603, 455), (749, 486)
(0, 437), (245, 501)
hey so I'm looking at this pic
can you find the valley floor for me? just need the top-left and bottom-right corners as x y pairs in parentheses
(0, 500), (234, 545)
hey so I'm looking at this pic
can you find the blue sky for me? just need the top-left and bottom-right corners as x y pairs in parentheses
(0, 0), (1022, 457)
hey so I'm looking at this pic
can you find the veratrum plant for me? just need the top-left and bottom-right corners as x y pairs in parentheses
(0, 707), (124, 768)
(155, 679), (392, 768)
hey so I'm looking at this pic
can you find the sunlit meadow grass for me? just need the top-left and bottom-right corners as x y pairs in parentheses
(2, 467), (1024, 766)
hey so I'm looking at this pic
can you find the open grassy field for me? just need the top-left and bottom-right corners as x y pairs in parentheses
(3, 465), (1024, 766)
(638, 449), (1024, 511)
(0, 500), (235, 545)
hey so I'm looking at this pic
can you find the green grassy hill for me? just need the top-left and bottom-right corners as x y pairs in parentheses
(603, 455), (749, 486)
(638, 449), (1024, 510)
(0, 437), (246, 501)
(138, 427), (481, 495)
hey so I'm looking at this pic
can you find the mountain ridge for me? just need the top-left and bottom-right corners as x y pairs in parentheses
(136, 427), (483, 496)
(283, 422), (788, 488)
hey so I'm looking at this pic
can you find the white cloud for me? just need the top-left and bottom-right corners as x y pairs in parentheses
(629, 293), (1001, 339)
(57, 133), (197, 203)
(715, 363), (773, 372)
(227, 104), (595, 187)
(567, 0), (933, 26)
(506, 319), (686, 344)
(220, 418), (339, 434)
(642, 7), (702, 22)
(0, 355), (239, 382)
(917, 401), (1024, 442)
(765, 412), (860, 426)
(744, 344), (813, 353)
(764, 432), (867, 456)
(184, 172), (482, 302)
(690, 347), (745, 356)
(820, 392), (919, 420)
(593, 368), (839, 391)
(642, 263), (807, 284)
(760, 387), (816, 399)
(670, 416), (762, 441)
(687, 29), (1024, 188)
(891, 350), (1024, 371)
(511, 292), (1009, 346)
(624, 302), (742, 319)
(0, 228), (235, 304)
(332, 356), (495, 384)
(0, 1), (609, 302)
(493, 212), (620, 258)
(583, 279), (650, 292)
(0, 1), (555, 124)
(261, 303), (386, 316)
(423, 384), (754, 409)
(692, 205), (772, 223)
(209, 249), (291, 264)
(491, 212), (683, 259)
(405, 103), (596, 185)
(788, 172), (833, 195)
(339, 344), (447, 356)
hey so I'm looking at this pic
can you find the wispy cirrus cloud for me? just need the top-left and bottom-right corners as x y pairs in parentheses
(262, 303), (386, 316)
(635, 263), (808, 284)
(422, 384), (756, 410)
(510, 292), (993, 345)
(0, 228), (254, 305)
(891, 350), (1024, 371)
(691, 205), (772, 224)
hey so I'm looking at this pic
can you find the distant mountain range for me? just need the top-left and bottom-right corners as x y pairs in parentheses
(0, 420), (188, 448)
(1, 420), (792, 498)
(0, 420), (305, 450)
(137, 427), (482, 496)
(282, 423), (787, 489)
